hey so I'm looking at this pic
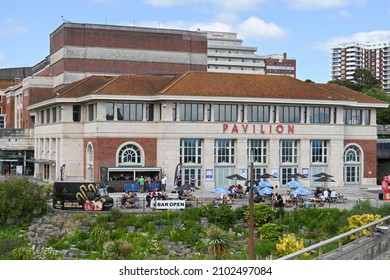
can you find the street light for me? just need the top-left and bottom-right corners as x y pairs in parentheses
(248, 162), (254, 259)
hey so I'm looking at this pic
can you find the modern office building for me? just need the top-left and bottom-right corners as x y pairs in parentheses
(330, 41), (390, 93)
(27, 71), (386, 190)
(206, 31), (296, 77)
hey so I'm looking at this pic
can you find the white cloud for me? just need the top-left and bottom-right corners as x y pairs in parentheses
(236, 17), (288, 40)
(143, 0), (203, 6)
(329, 9), (351, 19)
(286, 0), (348, 9)
(314, 30), (390, 51)
(144, 0), (268, 11)
(211, 0), (268, 11)
(0, 18), (28, 37)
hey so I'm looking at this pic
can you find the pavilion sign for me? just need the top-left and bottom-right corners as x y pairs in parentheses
(223, 124), (295, 134)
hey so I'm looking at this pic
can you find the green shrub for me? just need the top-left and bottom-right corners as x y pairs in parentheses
(254, 239), (277, 258)
(257, 223), (283, 242)
(88, 227), (111, 248)
(0, 177), (49, 225)
(244, 203), (275, 227)
(12, 246), (34, 260)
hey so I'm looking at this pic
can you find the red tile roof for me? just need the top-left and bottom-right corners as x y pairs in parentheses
(35, 71), (387, 106)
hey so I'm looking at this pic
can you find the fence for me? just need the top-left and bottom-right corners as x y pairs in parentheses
(278, 215), (390, 260)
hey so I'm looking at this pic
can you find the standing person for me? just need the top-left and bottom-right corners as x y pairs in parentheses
(138, 176), (145, 193)
(190, 175), (196, 187)
(176, 175), (182, 188)
(145, 193), (151, 208)
(161, 174), (167, 191)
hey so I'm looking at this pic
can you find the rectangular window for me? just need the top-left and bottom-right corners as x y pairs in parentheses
(40, 110), (44, 124)
(343, 109), (362, 125)
(364, 109), (370, 125)
(173, 103), (177, 121)
(279, 106), (300, 123)
(146, 104), (154, 121)
(88, 104), (95, 121)
(214, 139), (235, 164)
(309, 107), (330, 123)
(214, 104), (238, 122)
(116, 103), (143, 121)
(247, 105), (270, 122)
(52, 107), (57, 123)
(180, 139), (202, 164)
(179, 103), (204, 121)
(0, 115), (5, 128)
(311, 140), (328, 163)
(106, 103), (114, 120)
(247, 139), (267, 164)
(73, 105), (81, 122)
(46, 109), (50, 123)
(280, 140), (298, 164)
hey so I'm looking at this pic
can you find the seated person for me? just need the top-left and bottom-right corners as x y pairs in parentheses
(330, 190), (337, 202)
(254, 193), (263, 203)
(303, 200), (311, 209)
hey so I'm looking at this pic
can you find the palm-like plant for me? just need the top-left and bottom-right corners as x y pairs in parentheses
(103, 240), (133, 260)
(202, 224), (231, 260)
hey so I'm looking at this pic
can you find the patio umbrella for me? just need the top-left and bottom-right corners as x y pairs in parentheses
(313, 172), (333, 178)
(291, 187), (311, 196)
(211, 187), (231, 195)
(285, 179), (303, 188)
(258, 186), (275, 195)
(314, 176), (335, 188)
(258, 180), (273, 188)
(226, 173), (247, 181)
(259, 173), (275, 179)
(289, 172), (307, 179)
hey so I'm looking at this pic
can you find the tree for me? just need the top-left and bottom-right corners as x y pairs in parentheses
(0, 176), (50, 225)
(353, 68), (380, 90)
(364, 87), (390, 124)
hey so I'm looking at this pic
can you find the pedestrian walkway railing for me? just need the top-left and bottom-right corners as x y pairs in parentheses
(278, 215), (390, 260)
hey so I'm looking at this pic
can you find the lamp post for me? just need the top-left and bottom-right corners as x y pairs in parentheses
(248, 162), (254, 259)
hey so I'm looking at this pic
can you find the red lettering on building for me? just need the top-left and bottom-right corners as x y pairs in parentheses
(222, 124), (295, 134)
(223, 123), (229, 133)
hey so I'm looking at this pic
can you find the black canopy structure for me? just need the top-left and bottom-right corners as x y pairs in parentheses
(314, 176), (335, 188)
(313, 172), (333, 178)
(259, 173), (275, 179)
(289, 172), (307, 179)
(226, 173), (247, 181)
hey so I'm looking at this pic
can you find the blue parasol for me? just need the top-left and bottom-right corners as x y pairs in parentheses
(291, 187), (311, 196)
(258, 180), (273, 188)
(285, 179), (303, 188)
(258, 186), (275, 195)
(211, 187), (231, 195)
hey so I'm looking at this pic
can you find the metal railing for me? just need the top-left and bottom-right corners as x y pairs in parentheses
(278, 215), (390, 260)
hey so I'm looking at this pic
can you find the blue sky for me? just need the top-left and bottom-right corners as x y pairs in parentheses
(1, 0), (390, 83)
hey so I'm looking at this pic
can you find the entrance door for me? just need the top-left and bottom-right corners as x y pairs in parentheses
(344, 165), (360, 184)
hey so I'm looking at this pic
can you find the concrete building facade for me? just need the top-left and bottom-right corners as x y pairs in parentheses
(330, 41), (390, 93)
(27, 72), (386, 190)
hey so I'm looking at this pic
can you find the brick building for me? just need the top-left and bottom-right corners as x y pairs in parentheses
(27, 71), (386, 189)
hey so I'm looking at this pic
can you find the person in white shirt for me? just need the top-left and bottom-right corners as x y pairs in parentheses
(161, 174), (167, 191)
(330, 190), (337, 202)
(323, 189), (330, 202)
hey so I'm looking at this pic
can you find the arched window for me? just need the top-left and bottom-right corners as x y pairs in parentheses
(86, 143), (94, 181)
(343, 145), (361, 184)
(344, 145), (360, 163)
(118, 143), (142, 165)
